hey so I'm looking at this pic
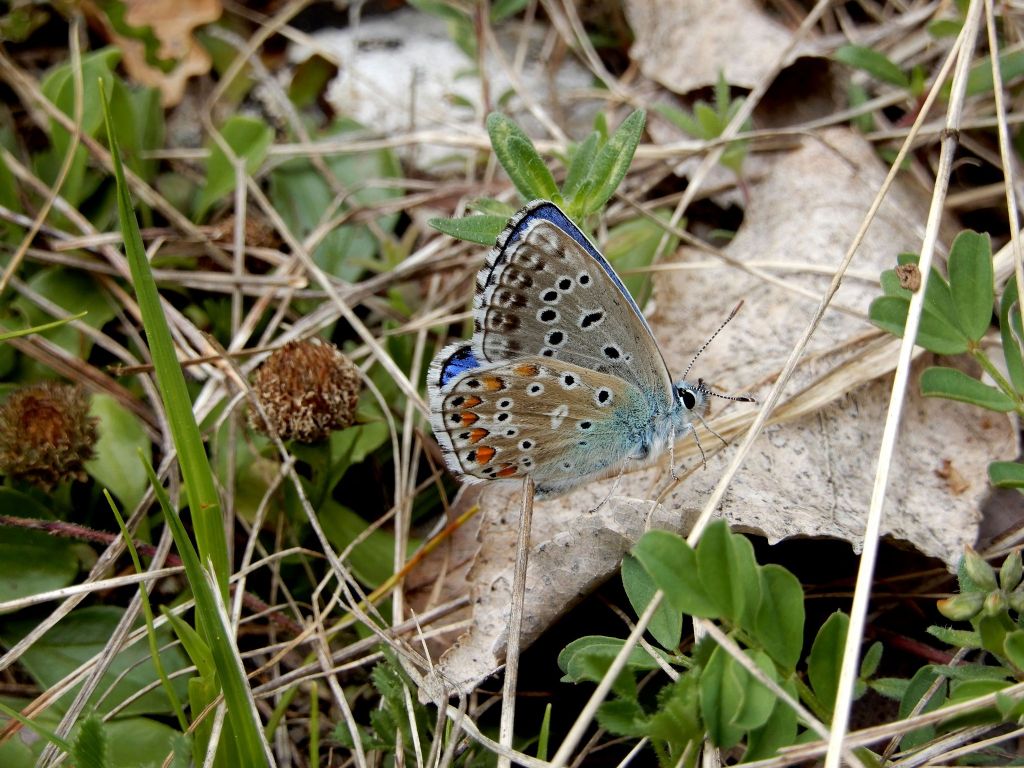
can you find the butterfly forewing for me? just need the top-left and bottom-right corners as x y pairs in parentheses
(431, 353), (651, 496)
(472, 203), (675, 401)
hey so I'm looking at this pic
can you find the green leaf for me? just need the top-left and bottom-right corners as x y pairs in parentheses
(428, 214), (507, 245)
(696, 520), (759, 626)
(268, 119), (403, 282)
(834, 45), (910, 88)
(71, 716), (107, 768)
(947, 231), (994, 341)
(0, 490), (78, 607)
(807, 611), (848, 715)
(622, 553), (682, 650)
(0, 699), (189, 768)
(744, 678), (798, 762)
(654, 103), (701, 138)
(847, 81), (875, 133)
(869, 676), (909, 700)
(948, 677), (1011, 701)
(580, 109), (646, 216)
(699, 644), (745, 748)
(603, 212), (678, 307)
(928, 18), (963, 38)
(288, 54), (337, 108)
(1003, 630), (1024, 672)
(646, 675), (703, 756)
(700, 645), (775, 748)
(106, 718), (191, 768)
(319, 500), (398, 588)
(558, 636), (664, 698)
(37, 49), (122, 208)
(869, 295), (970, 355)
(487, 112), (559, 201)
(562, 131), (600, 202)
(0, 606), (190, 716)
(732, 649), (778, 730)
(631, 529), (717, 618)
(85, 394), (151, 510)
(977, 612), (1013, 659)
(753, 564), (805, 671)
(999, 277), (1024, 392)
(694, 102), (720, 138)
(860, 640), (883, 679)
(919, 367), (1015, 412)
(195, 115), (274, 221)
(963, 49), (1024, 97)
(317, 421), (391, 499)
(898, 665), (946, 750)
(989, 461), (1024, 489)
(491, 0), (529, 22)
(595, 699), (648, 738)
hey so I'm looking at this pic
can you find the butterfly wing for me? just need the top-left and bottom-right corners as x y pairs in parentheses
(427, 345), (656, 497)
(472, 201), (675, 401)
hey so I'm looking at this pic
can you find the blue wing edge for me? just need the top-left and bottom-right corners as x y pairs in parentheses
(426, 341), (487, 484)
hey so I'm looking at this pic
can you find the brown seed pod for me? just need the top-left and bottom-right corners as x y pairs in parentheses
(249, 339), (361, 443)
(0, 382), (99, 490)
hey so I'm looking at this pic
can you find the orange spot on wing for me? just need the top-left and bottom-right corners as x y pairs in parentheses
(514, 363), (540, 376)
(481, 376), (506, 391)
(475, 446), (495, 464)
(460, 412), (478, 426)
(468, 428), (489, 443)
(496, 464), (518, 478)
(463, 395), (482, 407)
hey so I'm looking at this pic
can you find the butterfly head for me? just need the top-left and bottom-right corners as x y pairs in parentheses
(673, 379), (710, 423)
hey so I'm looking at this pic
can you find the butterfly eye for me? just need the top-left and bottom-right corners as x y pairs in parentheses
(680, 388), (697, 410)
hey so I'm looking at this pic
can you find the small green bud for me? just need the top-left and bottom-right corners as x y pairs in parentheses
(962, 546), (998, 591)
(938, 592), (985, 621)
(984, 590), (1008, 616)
(1001, 551), (1023, 592)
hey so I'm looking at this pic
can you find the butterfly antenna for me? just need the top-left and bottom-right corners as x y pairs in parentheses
(681, 300), (745, 381)
(697, 378), (757, 404)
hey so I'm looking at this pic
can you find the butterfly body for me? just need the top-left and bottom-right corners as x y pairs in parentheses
(428, 201), (710, 498)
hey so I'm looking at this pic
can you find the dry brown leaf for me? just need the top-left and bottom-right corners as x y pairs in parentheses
(409, 128), (1015, 698)
(625, 0), (799, 93)
(87, 0), (221, 107)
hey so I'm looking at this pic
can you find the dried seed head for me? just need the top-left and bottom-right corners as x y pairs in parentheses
(0, 382), (98, 490)
(249, 340), (361, 443)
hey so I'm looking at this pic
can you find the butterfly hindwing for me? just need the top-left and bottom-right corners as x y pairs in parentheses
(427, 349), (653, 497)
(472, 201), (675, 401)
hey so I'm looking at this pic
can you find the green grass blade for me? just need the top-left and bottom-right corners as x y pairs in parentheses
(99, 82), (230, 597)
(143, 459), (270, 766)
(0, 311), (88, 341)
(105, 489), (189, 731)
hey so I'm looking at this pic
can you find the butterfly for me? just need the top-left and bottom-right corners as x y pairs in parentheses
(427, 200), (741, 498)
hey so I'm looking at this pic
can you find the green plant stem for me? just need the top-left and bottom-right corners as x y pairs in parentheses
(264, 683), (300, 740)
(106, 489), (188, 732)
(793, 676), (831, 724)
(971, 346), (1023, 412)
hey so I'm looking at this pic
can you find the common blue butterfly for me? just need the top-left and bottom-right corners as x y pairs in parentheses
(427, 200), (738, 498)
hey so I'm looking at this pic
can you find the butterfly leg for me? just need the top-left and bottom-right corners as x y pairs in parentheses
(669, 423), (678, 481)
